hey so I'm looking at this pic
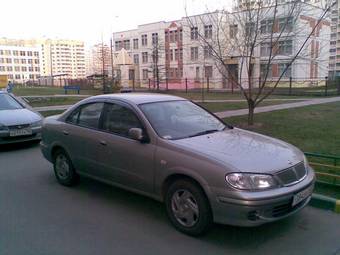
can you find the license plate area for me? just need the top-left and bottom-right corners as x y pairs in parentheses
(9, 128), (32, 137)
(292, 185), (313, 207)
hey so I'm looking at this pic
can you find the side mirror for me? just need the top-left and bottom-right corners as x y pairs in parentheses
(128, 128), (148, 143)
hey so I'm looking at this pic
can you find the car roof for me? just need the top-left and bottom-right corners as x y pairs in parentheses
(90, 93), (186, 105)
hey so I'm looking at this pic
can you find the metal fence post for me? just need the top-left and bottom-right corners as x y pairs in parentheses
(325, 76), (328, 96)
(207, 77), (210, 93)
(166, 78), (168, 91)
(185, 78), (188, 94)
(289, 77), (292, 96)
(132, 78), (135, 91)
(148, 79), (151, 90)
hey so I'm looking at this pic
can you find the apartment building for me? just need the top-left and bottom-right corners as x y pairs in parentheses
(328, 0), (340, 78)
(112, 1), (330, 89)
(0, 45), (41, 83)
(0, 38), (86, 83)
(87, 43), (112, 76)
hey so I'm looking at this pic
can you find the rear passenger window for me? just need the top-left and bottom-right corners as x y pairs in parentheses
(76, 103), (104, 129)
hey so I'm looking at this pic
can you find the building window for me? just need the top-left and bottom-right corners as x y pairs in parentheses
(123, 40), (130, 50)
(230, 25), (238, 38)
(115, 41), (122, 51)
(7, 66), (13, 72)
(260, 64), (272, 78)
(15, 74), (21, 79)
(27, 51), (33, 56)
(175, 49), (178, 61)
(133, 54), (139, 64)
(191, 27), (198, 40)
(6, 58), (12, 64)
(142, 52), (148, 63)
(20, 51), (26, 56)
(260, 42), (271, 56)
(260, 19), (274, 34)
(0, 66), (5, 71)
(204, 66), (213, 78)
(204, 46), (212, 58)
(142, 69), (148, 80)
(28, 59), (33, 64)
(179, 29), (183, 41)
(15, 66), (20, 72)
(278, 40), (292, 55)
(34, 51), (39, 57)
(13, 51), (19, 56)
(245, 22), (255, 36)
(278, 17), (293, 33)
(179, 48), (183, 61)
(170, 49), (174, 61)
(0, 58), (3, 63)
(29, 67), (33, 72)
(204, 25), (212, 39)
(190, 47), (199, 61)
(21, 59), (26, 64)
(34, 59), (39, 64)
(14, 59), (19, 64)
(133, 39), (139, 49)
(35, 67), (40, 72)
(142, 34), (148, 46)
(22, 66), (27, 72)
(278, 63), (291, 78)
(152, 33), (158, 45)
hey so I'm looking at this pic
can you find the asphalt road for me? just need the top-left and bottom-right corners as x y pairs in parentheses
(1, 142), (340, 255)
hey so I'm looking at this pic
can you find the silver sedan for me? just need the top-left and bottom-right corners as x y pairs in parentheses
(40, 93), (315, 236)
(0, 91), (43, 144)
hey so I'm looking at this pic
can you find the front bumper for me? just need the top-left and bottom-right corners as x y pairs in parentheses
(0, 127), (42, 144)
(209, 168), (315, 227)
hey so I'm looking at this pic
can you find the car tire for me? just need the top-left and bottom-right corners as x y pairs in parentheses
(53, 149), (79, 186)
(165, 179), (212, 236)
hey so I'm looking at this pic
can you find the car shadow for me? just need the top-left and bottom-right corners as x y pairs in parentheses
(71, 175), (299, 248)
(0, 140), (40, 152)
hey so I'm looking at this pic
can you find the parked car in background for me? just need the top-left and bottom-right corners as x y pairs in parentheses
(0, 91), (43, 144)
(40, 93), (315, 236)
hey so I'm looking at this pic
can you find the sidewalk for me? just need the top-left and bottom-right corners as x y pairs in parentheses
(214, 96), (340, 118)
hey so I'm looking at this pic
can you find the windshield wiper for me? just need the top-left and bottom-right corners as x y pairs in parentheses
(188, 129), (219, 138)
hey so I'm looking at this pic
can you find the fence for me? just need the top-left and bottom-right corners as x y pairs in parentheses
(16, 76), (340, 97)
(305, 152), (340, 186)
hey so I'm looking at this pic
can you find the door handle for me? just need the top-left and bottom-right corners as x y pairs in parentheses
(100, 140), (107, 146)
(63, 130), (69, 136)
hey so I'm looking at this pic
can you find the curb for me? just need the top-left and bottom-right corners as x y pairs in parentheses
(310, 194), (340, 213)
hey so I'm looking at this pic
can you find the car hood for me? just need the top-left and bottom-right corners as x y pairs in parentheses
(171, 128), (304, 174)
(0, 108), (42, 126)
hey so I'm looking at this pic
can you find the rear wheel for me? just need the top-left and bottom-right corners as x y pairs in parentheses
(53, 149), (79, 186)
(165, 179), (212, 236)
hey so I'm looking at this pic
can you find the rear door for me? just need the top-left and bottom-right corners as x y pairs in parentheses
(62, 102), (107, 178)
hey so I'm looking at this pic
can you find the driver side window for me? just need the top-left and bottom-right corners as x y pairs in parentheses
(102, 103), (142, 137)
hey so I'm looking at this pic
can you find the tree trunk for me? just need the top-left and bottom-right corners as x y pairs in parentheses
(247, 100), (255, 126)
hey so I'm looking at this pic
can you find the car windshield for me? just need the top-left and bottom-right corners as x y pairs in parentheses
(0, 94), (23, 110)
(139, 100), (226, 140)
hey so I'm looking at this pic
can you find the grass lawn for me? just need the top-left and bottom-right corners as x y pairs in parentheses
(225, 102), (340, 155)
(198, 100), (304, 112)
(27, 97), (84, 107)
(40, 110), (65, 117)
(13, 86), (101, 96)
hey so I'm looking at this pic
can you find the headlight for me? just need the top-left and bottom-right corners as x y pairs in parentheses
(31, 120), (43, 128)
(225, 173), (278, 190)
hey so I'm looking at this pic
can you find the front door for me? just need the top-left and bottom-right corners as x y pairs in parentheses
(97, 102), (156, 193)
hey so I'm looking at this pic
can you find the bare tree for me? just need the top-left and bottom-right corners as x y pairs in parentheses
(150, 36), (166, 90)
(186, 0), (334, 125)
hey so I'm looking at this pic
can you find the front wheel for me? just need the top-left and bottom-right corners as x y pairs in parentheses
(53, 149), (79, 186)
(165, 179), (212, 236)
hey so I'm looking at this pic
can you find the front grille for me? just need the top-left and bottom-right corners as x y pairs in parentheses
(271, 197), (308, 218)
(8, 124), (30, 130)
(276, 162), (307, 186)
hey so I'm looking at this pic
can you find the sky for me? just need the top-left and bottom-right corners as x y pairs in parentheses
(0, 0), (229, 47)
